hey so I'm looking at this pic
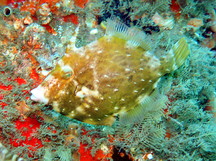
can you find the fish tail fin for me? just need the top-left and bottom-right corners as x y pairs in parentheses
(105, 17), (151, 51)
(160, 37), (190, 73)
(172, 37), (190, 69)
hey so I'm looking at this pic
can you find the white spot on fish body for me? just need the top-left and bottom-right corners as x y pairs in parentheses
(76, 86), (100, 98)
(120, 98), (125, 101)
(69, 111), (75, 117)
(83, 103), (90, 108)
(157, 72), (162, 76)
(97, 50), (103, 54)
(76, 106), (86, 114)
(125, 68), (131, 72)
(141, 79), (145, 82)
(114, 106), (119, 110)
(139, 67), (144, 71)
(59, 90), (65, 95)
(94, 107), (99, 111)
(133, 90), (138, 93)
(114, 88), (119, 92)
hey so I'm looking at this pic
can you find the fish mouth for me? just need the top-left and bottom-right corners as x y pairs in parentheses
(30, 85), (49, 104)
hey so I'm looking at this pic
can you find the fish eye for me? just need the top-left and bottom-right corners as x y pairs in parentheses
(61, 66), (74, 79)
(3, 6), (12, 17)
(63, 72), (72, 79)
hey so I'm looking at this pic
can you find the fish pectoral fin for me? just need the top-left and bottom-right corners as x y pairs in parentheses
(119, 90), (167, 125)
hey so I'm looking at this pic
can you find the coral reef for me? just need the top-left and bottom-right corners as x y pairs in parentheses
(0, 142), (25, 161)
(0, 0), (216, 160)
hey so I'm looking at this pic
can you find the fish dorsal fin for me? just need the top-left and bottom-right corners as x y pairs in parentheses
(119, 90), (167, 125)
(106, 17), (151, 51)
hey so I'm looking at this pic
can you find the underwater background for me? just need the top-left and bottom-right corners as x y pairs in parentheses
(0, 0), (216, 160)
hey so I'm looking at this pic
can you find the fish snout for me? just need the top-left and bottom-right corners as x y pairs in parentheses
(30, 85), (49, 104)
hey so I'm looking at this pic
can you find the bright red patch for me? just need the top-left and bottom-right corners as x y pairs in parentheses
(14, 77), (27, 85)
(63, 14), (79, 25)
(74, 0), (89, 8)
(79, 143), (112, 161)
(30, 68), (40, 81)
(0, 82), (13, 91)
(10, 117), (43, 151)
(7, 0), (25, 5)
(14, 117), (41, 137)
(0, 94), (4, 100)
(170, 0), (181, 13)
(170, 0), (181, 18)
(42, 24), (57, 35)
(0, 102), (8, 109)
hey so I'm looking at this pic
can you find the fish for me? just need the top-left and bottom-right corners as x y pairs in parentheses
(30, 18), (190, 126)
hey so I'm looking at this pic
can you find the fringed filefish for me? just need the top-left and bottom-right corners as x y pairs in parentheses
(30, 18), (190, 125)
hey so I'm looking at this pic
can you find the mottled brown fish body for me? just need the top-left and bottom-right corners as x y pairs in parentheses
(31, 19), (190, 125)
(49, 36), (162, 125)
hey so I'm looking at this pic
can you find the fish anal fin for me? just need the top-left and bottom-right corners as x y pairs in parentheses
(119, 90), (167, 125)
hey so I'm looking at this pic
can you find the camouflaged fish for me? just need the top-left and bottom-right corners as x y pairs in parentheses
(30, 19), (190, 125)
